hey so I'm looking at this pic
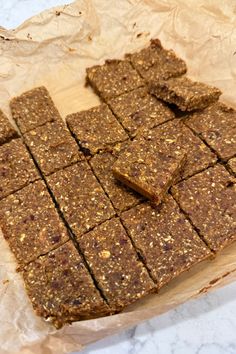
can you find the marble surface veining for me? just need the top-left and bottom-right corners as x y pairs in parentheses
(1, 1), (236, 354)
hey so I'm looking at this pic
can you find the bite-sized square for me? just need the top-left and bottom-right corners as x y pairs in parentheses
(86, 59), (144, 101)
(24, 120), (83, 176)
(46, 161), (115, 238)
(145, 119), (216, 180)
(121, 195), (211, 288)
(113, 127), (186, 204)
(149, 77), (221, 112)
(10, 86), (61, 133)
(126, 39), (187, 82)
(22, 241), (110, 328)
(0, 139), (39, 200)
(108, 87), (175, 137)
(90, 142), (143, 212)
(172, 165), (236, 252)
(0, 180), (69, 266)
(66, 104), (128, 156)
(228, 158), (236, 175)
(0, 109), (18, 145)
(78, 218), (155, 311)
(185, 102), (236, 161)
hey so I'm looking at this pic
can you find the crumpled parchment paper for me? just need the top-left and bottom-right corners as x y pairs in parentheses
(0, 1), (236, 353)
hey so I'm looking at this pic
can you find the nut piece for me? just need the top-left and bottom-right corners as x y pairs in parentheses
(10, 86), (61, 133)
(228, 158), (236, 176)
(86, 59), (144, 101)
(172, 164), (236, 252)
(126, 38), (187, 82)
(149, 76), (221, 111)
(121, 195), (211, 289)
(22, 241), (110, 328)
(78, 218), (155, 311)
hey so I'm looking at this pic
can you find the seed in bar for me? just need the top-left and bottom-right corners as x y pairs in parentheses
(22, 241), (111, 328)
(0, 139), (39, 200)
(121, 196), (211, 289)
(172, 164), (236, 252)
(10, 86), (61, 134)
(0, 180), (69, 266)
(78, 218), (156, 311)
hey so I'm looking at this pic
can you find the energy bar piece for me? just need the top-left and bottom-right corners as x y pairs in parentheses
(90, 142), (143, 213)
(78, 218), (155, 311)
(24, 120), (83, 175)
(113, 127), (186, 204)
(149, 76), (221, 111)
(228, 158), (236, 176)
(141, 119), (216, 180)
(0, 139), (39, 200)
(66, 104), (128, 156)
(121, 196), (211, 289)
(0, 109), (18, 145)
(0, 180), (69, 265)
(126, 39), (187, 82)
(86, 59), (144, 101)
(46, 161), (115, 238)
(185, 102), (236, 161)
(10, 86), (61, 133)
(172, 165), (236, 252)
(108, 87), (174, 137)
(22, 241), (110, 328)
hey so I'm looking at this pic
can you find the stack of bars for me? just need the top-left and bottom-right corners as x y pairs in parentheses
(0, 39), (235, 329)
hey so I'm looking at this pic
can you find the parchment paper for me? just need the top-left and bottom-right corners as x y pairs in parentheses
(0, 1), (236, 353)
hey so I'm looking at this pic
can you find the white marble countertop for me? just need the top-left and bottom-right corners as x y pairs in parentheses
(1, 2), (236, 354)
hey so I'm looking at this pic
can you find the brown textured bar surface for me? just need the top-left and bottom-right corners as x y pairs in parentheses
(185, 102), (236, 160)
(78, 218), (156, 311)
(0, 180), (69, 265)
(172, 165), (236, 252)
(24, 120), (83, 175)
(143, 119), (217, 180)
(0, 109), (18, 145)
(86, 59), (144, 101)
(22, 241), (110, 328)
(113, 127), (186, 204)
(66, 104), (128, 156)
(121, 196), (211, 288)
(149, 77), (221, 111)
(90, 142), (143, 212)
(108, 87), (174, 137)
(0, 139), (39, 200)
(46, 161), (115, 238)
(10, 86), (61, 133)
(126, 39), (187, 82)
(228, 158), (236, 175)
